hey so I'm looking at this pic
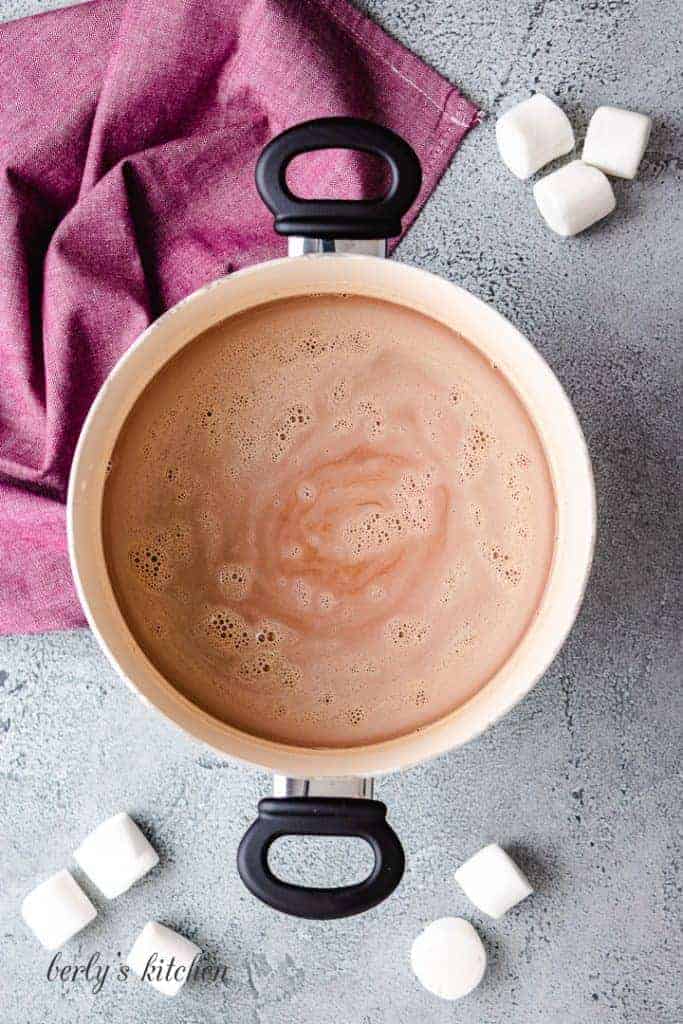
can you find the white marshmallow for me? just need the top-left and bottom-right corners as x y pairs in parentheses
(411, 917), (486, 1000)
(21, 869), (97, 950)
(496, 93), (574, 179)
(455, 843), (533, 918)
(128, 921), (202, 997)
(582, 105), (652, 179)
(74, 812), (159, 899)
(533, 160), (615, 236)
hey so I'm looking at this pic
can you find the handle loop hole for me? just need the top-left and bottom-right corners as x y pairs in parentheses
(285, 149), (392, 202)
(268, 834), (376, 888)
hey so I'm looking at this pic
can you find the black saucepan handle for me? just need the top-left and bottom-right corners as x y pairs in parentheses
(255, 117), (422, 240)
(237, 797), (405, 919)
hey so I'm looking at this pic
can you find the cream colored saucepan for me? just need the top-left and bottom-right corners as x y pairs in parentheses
(68, 119), (595, 919)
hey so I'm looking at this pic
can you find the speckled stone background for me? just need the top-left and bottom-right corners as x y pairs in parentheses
(1, 1), (681, 1021)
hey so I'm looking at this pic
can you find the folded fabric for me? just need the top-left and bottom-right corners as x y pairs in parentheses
(0, 0), (480, 635)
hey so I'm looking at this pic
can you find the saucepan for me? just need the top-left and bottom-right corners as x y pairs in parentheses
(67, 118), (595, 920)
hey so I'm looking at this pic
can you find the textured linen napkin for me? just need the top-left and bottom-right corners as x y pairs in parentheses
(0, 0), (479, 635)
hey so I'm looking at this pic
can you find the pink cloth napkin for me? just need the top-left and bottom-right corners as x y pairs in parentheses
(0, 0), (479, 636)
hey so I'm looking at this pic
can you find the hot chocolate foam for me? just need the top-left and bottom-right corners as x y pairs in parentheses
(102, 294), (556, 747)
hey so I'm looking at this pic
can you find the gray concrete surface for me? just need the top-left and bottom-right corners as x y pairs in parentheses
(1, 0), (681, 1021)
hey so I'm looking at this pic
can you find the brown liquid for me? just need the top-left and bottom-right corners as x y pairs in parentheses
(102, 294), (556, 747)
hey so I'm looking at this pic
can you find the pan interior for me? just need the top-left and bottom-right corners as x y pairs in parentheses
(101, 290), (557, 751)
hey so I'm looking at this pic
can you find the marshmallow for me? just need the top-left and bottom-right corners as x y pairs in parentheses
(128, 921), (202, 997)
(455, 843), (533, 918)
(582, 105), (651, 180)
(21, 869), (97, 950)
(496, 93), (574, 179)
(411, 917), (486, 1000)
(74, 812), (159, 899)
(533, 160), (615, 236)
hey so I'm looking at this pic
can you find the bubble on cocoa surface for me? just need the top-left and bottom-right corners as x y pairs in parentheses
(297, 482), (316, 503)
(506, 471), (523, 503)
(504, 517), (533, 549)
(357, 397), (385, 439)
(293, 578), (311, 607)
(413, 686), (428, 707)
(318, 592), (336, 612)
(460, 423), (494, 480)
(330, 378), (348, 404)
(144, 612), (169, 640)
(385, 617), (429, 649)
(446, 621), (478, 660)
(197, 508), (220, 538)
(274, 658), (302, 691)
(271, 403), (313, 462)
(341, 474), (436, 558)
(198, 405), (222, 448)
(233, 429), (259, 468)
(236, 650), (280, 682)
(343, 510), (405, 559)
(347, 706), (366, 727)
(297, 329), (327, 359)
(299, 708), (323, 726)
(254, 626), (276, 646)
(202, 607), (252, 652)
(162, 521), (192, 563)
(149, 403), (181, 436)
(391, 471), (436, 534)
(350, 659), (378, 677)
(440, 563), (467, 605)
(479, 540), (523, 588)
(504, 456), (534, 507)
(128, 543), (172, 591)
(254, 618), (295, 650)
(218, 563), (253, 601)
(502, 565), (522, 586)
